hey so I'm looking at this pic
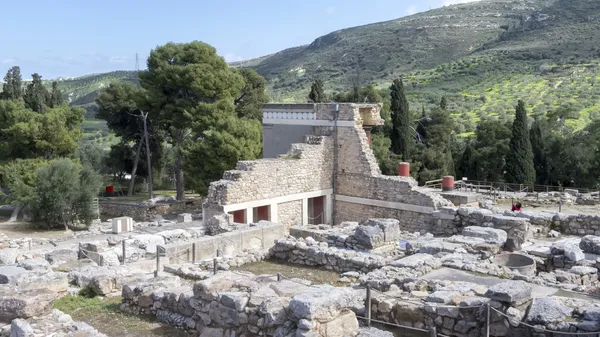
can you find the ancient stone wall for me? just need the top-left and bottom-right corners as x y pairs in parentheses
(121, 271), (365, 337)
(100, 200), (197, 221)
(203, 135), (334, 226)
(277, 200), (302, 228)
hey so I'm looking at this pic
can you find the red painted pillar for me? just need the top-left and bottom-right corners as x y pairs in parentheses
(363, 127), (372, 145)
(442, 176), (455, 191)
(398, 162), (410, 177)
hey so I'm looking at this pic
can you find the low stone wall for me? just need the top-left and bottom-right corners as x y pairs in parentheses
(290, 219), (402, 251)
(164, 221), (285, 263)
(270, 236), (393, 273)
(121, 271), (365, 337)
(369, 279), (600, 337)
(100, 200), (197, 221)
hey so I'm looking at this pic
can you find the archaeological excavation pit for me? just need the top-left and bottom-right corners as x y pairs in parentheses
(493, 253), (536, 276)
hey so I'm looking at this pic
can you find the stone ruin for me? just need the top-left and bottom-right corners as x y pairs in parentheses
(4, 103), (600, 336)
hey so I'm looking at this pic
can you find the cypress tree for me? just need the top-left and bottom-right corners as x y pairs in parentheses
(308, 79), (327, 103)
(530, 119), (548, 184)
(505, 100), (536, 184)
(50, 81), (63, 107)
(390, 78), (411, 160)
(24, 73), (49, 113)
(1, 66), (23, 100)
(440, 96), (448, 110)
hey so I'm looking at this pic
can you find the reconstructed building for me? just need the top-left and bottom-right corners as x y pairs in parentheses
(202, 103), (451, 231)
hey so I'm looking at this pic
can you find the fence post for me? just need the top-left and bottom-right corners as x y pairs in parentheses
(192, 243), (196, 264)
(277, 273), (281, 281)
(486, 303), (491, 337)
(121, 240), (126, 265)
(366, 285), (372, 327)
(429, 326), (437, 337)
(213, 258), (217, 275)
(78, 242), (82, 259)
(28, 240), (31, 251)
(559, 201), (562, 213)
(154, 246), (161, 278)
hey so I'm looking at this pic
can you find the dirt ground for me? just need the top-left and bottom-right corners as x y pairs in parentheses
(233, 259), (345, 286)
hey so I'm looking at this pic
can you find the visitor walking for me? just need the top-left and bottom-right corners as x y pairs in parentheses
(511, 202), (522, 212)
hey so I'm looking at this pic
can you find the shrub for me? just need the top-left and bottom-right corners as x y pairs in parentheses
(30, 159), (102, 229)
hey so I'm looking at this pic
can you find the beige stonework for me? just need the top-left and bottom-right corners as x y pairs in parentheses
(203, 103), (452, 232)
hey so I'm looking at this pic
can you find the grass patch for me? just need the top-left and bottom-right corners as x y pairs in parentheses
(53, 295), (192, 337)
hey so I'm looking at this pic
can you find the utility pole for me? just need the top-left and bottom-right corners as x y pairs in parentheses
(141, 110), (153, 199)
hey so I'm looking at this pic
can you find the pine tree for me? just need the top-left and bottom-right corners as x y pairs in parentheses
(390, 78), (411, 160)
(1, 66), (23, 100)
(50, 81), (63, 108)
(440, 96), (448, 110)
(24, 73), (49, 113)
(505, 100), (536, 184)
(308, 79), (327, 103)
(530, 119), (548, 184)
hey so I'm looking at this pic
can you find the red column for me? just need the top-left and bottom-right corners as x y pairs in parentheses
(442, 176), (455, 191)
(398, 162), (410, 177)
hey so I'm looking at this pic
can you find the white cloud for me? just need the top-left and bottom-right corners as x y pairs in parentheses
(109, 56), (128, 63)
(0, 58), (15, 65)
(442, 0), (481, 5)
(405, 5), (418, 15)
(223, 53), (245, 62)
(325, 6), (336, 15)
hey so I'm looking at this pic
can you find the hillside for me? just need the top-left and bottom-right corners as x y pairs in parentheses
(52, 0), (600, 136)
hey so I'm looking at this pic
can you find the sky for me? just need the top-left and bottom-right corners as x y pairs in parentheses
(0, 0), (479, 79)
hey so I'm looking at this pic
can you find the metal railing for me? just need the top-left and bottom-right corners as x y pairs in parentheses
(425, 178), (600, 197)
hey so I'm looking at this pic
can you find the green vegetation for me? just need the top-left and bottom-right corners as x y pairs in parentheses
(53, 295), (190, 337)
(95, 41), (266, 199)
(505, 101), (536, 185)
(0, 67), (102, 229)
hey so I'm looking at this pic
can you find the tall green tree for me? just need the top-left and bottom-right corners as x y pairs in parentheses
(505, 100), (536, 184)
(413, 107), (455, 184)
(308, 79), (327, 103)
(1, 66), (23, 100)
(49, 81), (63, 108)
(234, 68), (269, 120)
(24, 73), (49, 113)
(530, 119), (549, 184)
(185, 100), (262, 194)
(440, 96), (448, 110)
(0, 99), (84, 160)
(139, 41), (244, 200)
(390, 78), (411, 160)
(456, 141), (479, 180)
(96, 82), (163, 196)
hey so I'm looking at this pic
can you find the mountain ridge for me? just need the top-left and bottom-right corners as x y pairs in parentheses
(35, 0), (600, 135)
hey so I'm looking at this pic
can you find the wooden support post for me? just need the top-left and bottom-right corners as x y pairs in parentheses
(277, 273), (281, 281)
(121, 240), (126, 265)
(155, 247), (161, 278)
(213, 258), (217, 275)
(192, 243), (196, 263)
(366, 285), (372, 327)
(486, 303), (491, 337)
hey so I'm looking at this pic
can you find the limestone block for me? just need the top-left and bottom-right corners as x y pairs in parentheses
(177, 213), (192, 223)
(484, 281), (532, 304)
(317, 310), (359, 337)
(289, 285), (362, 321)
(362, 218), (400, 243)
(461, 226), (507, 246)
(526, 297), (572, 325)
(17, 258), (50, 271)
(0, 266), (27, 284)
(0, 249), (18, 266)
(354, 225), (384, 249)
(0, 287), (59, 322)
(9, 318), (32, 337)
(580, 235), (600, 254)
(112, 216), (133, 234)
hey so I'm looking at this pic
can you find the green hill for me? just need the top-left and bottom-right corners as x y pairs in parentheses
(54, 0), (600, 137)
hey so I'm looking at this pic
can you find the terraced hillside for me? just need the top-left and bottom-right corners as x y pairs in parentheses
(43, 0), (600, 137)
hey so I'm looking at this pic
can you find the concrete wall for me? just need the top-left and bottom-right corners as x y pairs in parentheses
(262, 124), (315, 159)
(164, 222), (285, 262)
